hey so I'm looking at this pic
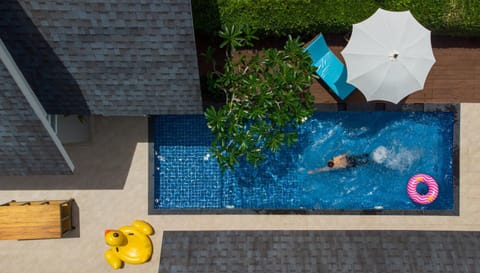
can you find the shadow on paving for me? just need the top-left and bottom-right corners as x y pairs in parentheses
(0, 117), (146, 190)
(320, 34), (480, 49)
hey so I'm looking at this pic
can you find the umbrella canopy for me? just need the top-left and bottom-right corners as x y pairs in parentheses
(341, 8), (435, 103)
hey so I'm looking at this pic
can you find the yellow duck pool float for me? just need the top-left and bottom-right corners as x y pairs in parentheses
(104, 220), (154, 269)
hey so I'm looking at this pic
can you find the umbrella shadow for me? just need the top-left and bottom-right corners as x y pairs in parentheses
(311, 111), (400, 140)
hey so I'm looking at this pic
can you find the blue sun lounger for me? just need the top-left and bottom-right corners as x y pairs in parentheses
(304, 34), (355, 100)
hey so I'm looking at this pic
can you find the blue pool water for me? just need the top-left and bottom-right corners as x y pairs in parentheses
(153, 111), (454, 211)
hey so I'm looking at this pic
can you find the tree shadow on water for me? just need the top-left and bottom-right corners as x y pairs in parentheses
(232, 134), (309, 188)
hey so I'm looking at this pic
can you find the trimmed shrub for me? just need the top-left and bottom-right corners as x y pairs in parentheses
(191, 0), (222, 36)
(192, 0), (480, 37)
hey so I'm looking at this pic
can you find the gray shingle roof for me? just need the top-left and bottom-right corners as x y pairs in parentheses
(0, 59), (72, 175)
(160, 230), (480, 273)
(0, 0), (201, 175)
(1, 0), (202, 115)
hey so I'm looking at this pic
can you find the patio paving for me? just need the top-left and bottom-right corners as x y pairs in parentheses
(0, 38), (479, 272)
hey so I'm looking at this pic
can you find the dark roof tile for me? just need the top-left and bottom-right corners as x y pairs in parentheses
(1, 0), (201, 115)
(0, 59), (72, 175)
(160, 230), (480, 273)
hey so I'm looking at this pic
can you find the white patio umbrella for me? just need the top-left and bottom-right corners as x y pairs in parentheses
(341, 8), (435, 103)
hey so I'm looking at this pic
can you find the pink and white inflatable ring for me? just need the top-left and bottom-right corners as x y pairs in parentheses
(407, 174), (439, 205)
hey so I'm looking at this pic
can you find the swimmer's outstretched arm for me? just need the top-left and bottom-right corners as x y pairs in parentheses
(307, 166), (330, 174)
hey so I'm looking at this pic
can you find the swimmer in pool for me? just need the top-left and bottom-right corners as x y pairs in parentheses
(307, 153), (369, 174)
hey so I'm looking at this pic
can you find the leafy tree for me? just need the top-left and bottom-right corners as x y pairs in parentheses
(204, 31), (316, 171)
(218, 24), (258, 57)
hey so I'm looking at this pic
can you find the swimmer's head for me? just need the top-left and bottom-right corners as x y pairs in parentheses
(327, 160), (334, 168)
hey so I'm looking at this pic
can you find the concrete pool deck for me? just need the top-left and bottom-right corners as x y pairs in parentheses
(0, 103), (479, 273)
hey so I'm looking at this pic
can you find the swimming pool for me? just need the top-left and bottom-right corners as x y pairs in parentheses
(150, 106), (458, 214)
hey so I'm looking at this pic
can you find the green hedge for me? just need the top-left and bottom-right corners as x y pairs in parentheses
(192, 0), (480, 37)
